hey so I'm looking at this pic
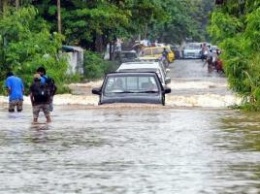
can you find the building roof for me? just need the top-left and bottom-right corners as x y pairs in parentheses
(62, 45), (84, 52)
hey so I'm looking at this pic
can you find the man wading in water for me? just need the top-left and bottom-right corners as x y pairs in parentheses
(36, 66), (57, 112)
(29, 74), (52, 123)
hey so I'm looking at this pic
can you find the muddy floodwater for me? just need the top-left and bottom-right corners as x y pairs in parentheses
(1, 60), (260, 194)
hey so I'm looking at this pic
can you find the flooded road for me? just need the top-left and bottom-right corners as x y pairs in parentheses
(1, 60), (260, 194)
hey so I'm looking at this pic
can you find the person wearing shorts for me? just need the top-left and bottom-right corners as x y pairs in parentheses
(29, 74), (51, 123)
(5, 72), (24, 112)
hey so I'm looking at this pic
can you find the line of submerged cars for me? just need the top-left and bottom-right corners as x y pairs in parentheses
(92, 52), (172, 106)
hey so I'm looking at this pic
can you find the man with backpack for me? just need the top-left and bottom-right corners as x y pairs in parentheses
(36, 67), (57, 111)
(30, 73), (52, 123)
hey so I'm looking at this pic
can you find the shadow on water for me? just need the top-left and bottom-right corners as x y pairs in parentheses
(29, 123), (50, 143)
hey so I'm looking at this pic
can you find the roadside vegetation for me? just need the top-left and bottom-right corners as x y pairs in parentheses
(0, 0), (214, 95)
(2, 1), (260, 111)
(83, 50), (118, 81)
(208, 0), (260, 111)
(0, 6), (68, 94)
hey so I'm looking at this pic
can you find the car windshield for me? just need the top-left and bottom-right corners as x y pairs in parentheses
(117, 68), (164, 84)
(104, 75), (159, 95)
(186, 44), (201, 50)
(153, 48), (164, 54)
(141, 47), (164, 56)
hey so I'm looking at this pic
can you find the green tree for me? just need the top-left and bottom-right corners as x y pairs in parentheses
(0, 6), (68, 94)
(30, 0), (214, 50)
(32, 0), (131, 50)
(145, 0), (214, 44)
(208, 0), (260, 111)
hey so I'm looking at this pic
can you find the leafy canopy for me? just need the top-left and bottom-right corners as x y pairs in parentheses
(208, 1), (260, 110)
(0, 6), (68, 93)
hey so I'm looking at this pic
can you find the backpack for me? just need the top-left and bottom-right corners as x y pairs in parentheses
(42, 76), (57, 96)
(31, 82), (51, 102)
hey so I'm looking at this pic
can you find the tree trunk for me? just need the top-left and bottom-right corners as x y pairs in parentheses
(0, 0), (8, 15)
(15, 0), (19, 8)
(95, 34), (103, 53)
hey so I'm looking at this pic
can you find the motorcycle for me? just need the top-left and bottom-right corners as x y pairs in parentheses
(215, 59), (224, 73)
(204, 55), (224, 74)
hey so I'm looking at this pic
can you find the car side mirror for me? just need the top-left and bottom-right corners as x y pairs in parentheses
(164, 87), (171, 94)
(165, 77), (171, 84)
(92, 87), (101, 95)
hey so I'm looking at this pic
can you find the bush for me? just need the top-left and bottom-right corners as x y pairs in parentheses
(83, 50), (118, 80)
(0, 6), (68, 95)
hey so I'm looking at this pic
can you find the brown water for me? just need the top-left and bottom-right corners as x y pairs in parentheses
(1, 60), (259, 194)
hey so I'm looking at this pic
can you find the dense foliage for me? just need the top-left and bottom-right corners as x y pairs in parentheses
(31, 0), (212, 48)
(208, 0), (260, 111)
(83, 50), (118, 80)
(0, 0), (214, 95)
(0, 6), (69, 94)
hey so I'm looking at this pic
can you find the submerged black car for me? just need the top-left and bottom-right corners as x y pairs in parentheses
(92, 72), (171, 105)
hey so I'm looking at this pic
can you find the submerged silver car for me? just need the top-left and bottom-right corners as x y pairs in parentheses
(182, 43), (202, 59)
(92, 72), (171, 105)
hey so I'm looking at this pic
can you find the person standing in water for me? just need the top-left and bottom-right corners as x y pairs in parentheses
(5, 72), (24, 112)
(36, 66), (57, 112)
(29, 74), (51, 123)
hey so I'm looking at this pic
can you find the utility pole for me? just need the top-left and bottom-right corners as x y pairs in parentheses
(0, 0), (7, 15)
(15, 0), (19, 8)
(57, 0), (61, 33)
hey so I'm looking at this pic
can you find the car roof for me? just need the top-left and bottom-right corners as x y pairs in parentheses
(106, 71), (158, 77)
(105, 72), (163, 87)
(137, 56), (159, 61)
(142, 46), (170, 50)
(120, 50), (136, 53)
(116, 63), (166, 83)
(118, 61), (162, 69)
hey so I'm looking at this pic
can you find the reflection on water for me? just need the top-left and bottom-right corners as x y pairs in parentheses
(0, 105), (260, 193)
(30, 124), (50, 143)
(220, 112), (260, 152)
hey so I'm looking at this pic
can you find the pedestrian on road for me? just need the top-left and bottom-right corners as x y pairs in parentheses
(5, 72), (24, 112)
(29, 73), (51, 123)
(162, 48), (169, 60)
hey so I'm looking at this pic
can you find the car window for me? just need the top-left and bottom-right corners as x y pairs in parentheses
(142, 47), (166, 56)
(158, 61), (167, 76)
(153, 48), (163, 55)
(105, 77), (121, 91)
(142, 49), (151, 55)
(193, 44), (201, 49)
(104, 75), (159, 94)
(185, 44), (201, 50)
(155, 69), (163, 83)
